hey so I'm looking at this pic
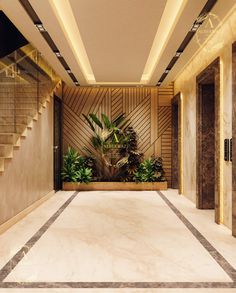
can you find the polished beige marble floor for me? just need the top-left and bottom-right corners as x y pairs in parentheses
(0, 190), (236, 292)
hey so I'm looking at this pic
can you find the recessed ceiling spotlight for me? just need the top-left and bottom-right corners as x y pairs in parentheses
(66, 69), (72, 73)
(74, 81), (79, 86)
(190, 23), (200, 32)
(157, 82), (161, 86)
(175, 51), (182, 57)
(35, 23), (46, 32)
(54, 51), (62, 58)
(164, 69), (170, 74)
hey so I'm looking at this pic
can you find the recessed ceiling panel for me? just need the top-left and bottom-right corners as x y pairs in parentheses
(69, 0), (167, 82)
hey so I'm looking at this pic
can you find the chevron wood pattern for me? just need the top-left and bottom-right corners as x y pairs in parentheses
(63, 84), (174, 184)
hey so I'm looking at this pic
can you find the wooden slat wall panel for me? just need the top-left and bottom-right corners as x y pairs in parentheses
(63, 84), (174, 185)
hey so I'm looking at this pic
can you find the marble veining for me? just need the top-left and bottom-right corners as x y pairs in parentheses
(0, 190), (235, 290)
(174, 7), (236, 229)
(0, 191), (78, 282)
(2, 191), (232, 284)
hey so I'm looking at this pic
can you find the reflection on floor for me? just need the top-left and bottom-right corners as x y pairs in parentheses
(0, 189), (235, 292)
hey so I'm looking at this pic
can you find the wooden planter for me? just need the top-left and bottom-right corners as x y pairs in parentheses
(63, 181), (167, 191)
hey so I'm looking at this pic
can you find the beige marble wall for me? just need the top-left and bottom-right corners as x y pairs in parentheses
(175, 8), (236, 228)
(0, 100), (54, 225)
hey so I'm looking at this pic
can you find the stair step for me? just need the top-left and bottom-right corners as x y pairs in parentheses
(0, 89), (37, 93)
(0, 108), (37, 116)
(0, 100), (38, 103)
(0, 144), (13, 158)
(0, 103), (38, 109)
(0, 124), (27, 134)
(0, 94), (38, 97)
(0, 83), (57, 174)
(0, 133), (20, 145)
(0, 115), (32, 124)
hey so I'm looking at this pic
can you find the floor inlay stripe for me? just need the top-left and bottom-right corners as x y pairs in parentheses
(0, 282), (236, 288)
(157, 191), (236, 282)
(0, 190), (236, 289)
(0, 191), (79, 282)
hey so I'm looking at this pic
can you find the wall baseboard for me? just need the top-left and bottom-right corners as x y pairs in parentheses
(0, 190), (55, 235)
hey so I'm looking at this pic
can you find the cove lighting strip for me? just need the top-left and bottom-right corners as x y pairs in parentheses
(18, 0), (80, 86)
(157, 0), (217, 86)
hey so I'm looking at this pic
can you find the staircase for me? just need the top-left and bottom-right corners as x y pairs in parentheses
(0, 44), (61, 173)
(0, 81), (61, 173)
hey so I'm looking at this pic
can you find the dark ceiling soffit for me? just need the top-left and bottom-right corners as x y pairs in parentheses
(18, 0), (80, 86)
(156, 0), (218, 86)
(0, 10), (28, 58)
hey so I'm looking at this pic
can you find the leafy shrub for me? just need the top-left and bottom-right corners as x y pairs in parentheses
(119, 127), (143, 181)
(77, 167), (92, 184)
(61, 147), (80, 182)
(133, 157), (165, 182)
(62, 147), (92, 183)
(83, 113), (130, 180)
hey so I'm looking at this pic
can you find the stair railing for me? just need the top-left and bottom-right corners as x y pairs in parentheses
(0, 44), (59, 136)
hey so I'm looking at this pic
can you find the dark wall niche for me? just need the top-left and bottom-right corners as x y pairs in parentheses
(0, 10), (28, 58)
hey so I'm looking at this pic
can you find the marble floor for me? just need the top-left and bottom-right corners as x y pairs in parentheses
(0, 189), (236, 292)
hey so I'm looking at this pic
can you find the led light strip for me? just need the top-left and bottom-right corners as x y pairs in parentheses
(157, 0), (217, 86)
(18, 0), (80, 86)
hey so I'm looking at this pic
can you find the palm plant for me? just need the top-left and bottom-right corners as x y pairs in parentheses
(82, 113), (130, 180)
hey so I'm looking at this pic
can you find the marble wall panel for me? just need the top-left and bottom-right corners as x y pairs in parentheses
(175, 8), (236, 229)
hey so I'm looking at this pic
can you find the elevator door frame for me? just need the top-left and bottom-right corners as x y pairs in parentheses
(196, 58), (220, 224)
(171, 93), (181, 192)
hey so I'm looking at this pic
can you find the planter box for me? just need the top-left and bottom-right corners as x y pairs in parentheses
(63, 181), (167, 191)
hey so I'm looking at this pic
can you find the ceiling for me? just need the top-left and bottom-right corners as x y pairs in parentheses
(0, 0), (235, 86)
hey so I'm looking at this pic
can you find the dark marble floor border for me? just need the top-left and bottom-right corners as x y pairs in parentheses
(157, 191), (236, 282)
(0, 191), (79, 282)
(0, 281), (235, 289)
(0, 190), (235, 289)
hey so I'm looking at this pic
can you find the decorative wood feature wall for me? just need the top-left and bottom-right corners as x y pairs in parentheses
(63, 84), (174, 184)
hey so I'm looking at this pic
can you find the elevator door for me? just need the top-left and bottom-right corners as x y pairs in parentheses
(199, 84), (215, 209)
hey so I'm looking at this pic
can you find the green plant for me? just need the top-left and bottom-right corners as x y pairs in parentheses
(61, 147), (80, 182)
(84, 156), (97, 178)
(152, 156), (166, 181)
(119, 127), (143, 181)
(77, 167), (92, 184)
(134, 157), (166, 182)
(83, 112), (130, 180)
(62, 147), (93, 183)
